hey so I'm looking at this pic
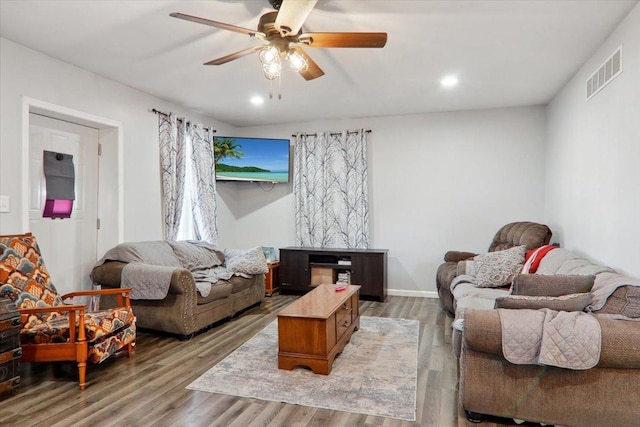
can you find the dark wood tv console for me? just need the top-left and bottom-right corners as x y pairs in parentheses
(279, 247), (388, 302)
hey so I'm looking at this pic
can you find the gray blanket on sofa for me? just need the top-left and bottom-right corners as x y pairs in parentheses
(498, 308), (601, 369)
(94, 241), (266, 300)
(95, 240), (229, 299)
(94, 240), (180, 299)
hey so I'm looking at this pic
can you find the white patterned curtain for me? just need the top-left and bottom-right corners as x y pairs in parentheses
(187, 123), (219, 244)
(158, 113), (186, 241)
(158, 113), (218, 244)
(294, 129), (370, 248)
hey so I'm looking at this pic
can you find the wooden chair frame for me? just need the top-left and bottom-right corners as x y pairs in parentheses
(18, 288), (134, 390)
(1, 233), (135, 389)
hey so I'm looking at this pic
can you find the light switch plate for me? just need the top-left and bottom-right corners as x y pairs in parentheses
(0, 195), (9, 213)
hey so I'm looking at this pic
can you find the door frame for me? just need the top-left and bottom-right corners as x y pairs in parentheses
(21, 96), (123, 256)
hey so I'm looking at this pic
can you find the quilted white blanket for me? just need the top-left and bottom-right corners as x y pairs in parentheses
(498, 308), (601, 370)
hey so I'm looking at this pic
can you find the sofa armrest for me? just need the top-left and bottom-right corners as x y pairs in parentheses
(464, 308), (640, 368)
(91, 261), (194, 296)
(598, 316), (640, 368)
(91, 261), (127, 287)
(168, 269), (195, 295)
(463, 309), (503, 355)
(444, 251), (477, 262)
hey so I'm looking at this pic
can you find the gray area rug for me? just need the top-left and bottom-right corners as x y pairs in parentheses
(187, 316), (419, 421)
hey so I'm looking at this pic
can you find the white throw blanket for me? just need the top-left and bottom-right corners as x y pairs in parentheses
(450, 274), (477, 292)
(498, 308), (601, 370)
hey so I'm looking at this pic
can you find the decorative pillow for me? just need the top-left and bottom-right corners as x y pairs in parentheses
(511, 274), (595, 297)
(494, 293), (592, 312)
(473, 245), (526, 288)
(224, 247), (268, 275)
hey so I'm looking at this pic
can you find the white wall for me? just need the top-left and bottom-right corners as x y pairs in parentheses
(224, 106), (547, 295)
(0, 37), (238, 250)
(545, 4), (640, 277)
(1, 35), (575, 297)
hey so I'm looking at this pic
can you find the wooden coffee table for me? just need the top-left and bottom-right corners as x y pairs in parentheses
(277, 284), (360, 375)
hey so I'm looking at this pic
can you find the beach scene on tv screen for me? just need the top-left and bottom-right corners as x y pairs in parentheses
(214, 137), (290, 183)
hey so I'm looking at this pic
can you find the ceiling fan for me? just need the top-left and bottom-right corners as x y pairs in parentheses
(170, 0), (387, 82)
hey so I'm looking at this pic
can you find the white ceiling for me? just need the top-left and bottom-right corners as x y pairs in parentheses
(0, 1), (636, 127)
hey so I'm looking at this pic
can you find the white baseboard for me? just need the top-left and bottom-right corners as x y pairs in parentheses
(387, 289), (439, 299)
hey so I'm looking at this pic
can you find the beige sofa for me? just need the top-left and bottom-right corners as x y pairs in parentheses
(91, 241), (265, 339)
(438, 240), (640, 426)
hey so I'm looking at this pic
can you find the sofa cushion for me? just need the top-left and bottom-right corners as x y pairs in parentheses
(88, 323), (136, 364)
(474, 246), (526, 288)
(494, 293), (592, 312)
(0, 235), (64, 312)
(197, 282), (233, 304)
(487, 222), (552, 252)
(511, 274), (595, 297)
(21, 307), (136, 344)
(453, 283), (510, 319)
(229, 275), (260, 294)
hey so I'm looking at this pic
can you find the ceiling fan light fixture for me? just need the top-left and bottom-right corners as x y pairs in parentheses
(263, 61), (282, 80)
(171, 2), (386, 84)
(286, 50), (308, 72)
(259, 45), (280, 65)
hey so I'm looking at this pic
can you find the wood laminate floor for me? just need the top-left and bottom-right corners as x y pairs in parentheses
(0, 295), (528, 427)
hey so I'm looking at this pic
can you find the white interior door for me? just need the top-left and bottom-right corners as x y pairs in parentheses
(28, 113), (99, 295)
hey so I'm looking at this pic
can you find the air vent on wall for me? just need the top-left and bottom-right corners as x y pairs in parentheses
(586, 46), (622, 101)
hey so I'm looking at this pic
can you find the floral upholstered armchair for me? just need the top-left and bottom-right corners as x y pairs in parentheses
(0, 233), (136, 389)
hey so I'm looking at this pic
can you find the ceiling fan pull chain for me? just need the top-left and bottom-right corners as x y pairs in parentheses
(269, 79), (274, 100)
(279, 74), (282, 100)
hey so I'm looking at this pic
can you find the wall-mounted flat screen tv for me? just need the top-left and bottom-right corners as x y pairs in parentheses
(214, 136), (290, 183)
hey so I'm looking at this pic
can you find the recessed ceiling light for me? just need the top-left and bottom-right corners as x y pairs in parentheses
(250, 96), (264, 105)
(440, 76), (459, 88)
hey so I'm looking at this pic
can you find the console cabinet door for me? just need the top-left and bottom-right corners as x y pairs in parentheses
(279, 250), (309, 292)
(351, 253), (386, 301)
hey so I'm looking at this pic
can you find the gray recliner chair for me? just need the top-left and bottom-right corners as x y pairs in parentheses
(436, 221), (553, 314)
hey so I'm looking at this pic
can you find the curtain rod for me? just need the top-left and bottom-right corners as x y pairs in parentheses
(292, 129), (372, 138)
(152, 108), (216, 133)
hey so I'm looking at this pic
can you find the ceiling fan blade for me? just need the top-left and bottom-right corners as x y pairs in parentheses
(290, 46), (325, 81)
(170, 12), (265, 37)
(299, 32), (387, 48)
(204, 46), (263, 65)
(275, 0), (318, 36)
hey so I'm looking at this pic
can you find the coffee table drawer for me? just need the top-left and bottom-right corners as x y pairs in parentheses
(335, 300), (353, 340)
